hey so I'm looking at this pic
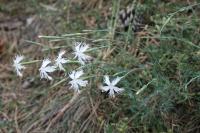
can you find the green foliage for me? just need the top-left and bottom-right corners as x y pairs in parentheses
(1, 0), (200, 132)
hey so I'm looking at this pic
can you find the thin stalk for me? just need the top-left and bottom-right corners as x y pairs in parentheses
(110, 0), (121, 40)
(38, 35), (64, 39)
(24, 40), (49, 48)
(122, 68), (145, 78)
(21, 60), (42, 65)
(67, 60), (80, 64)
(82, 29), (109, 32)
(82, 74), (104, 80)
(141, 36), (200, 49)
(86, 45), (110, 52)
(160, 2), (200, 34)
(62, 32), (91, 37)
(51, 78), (68, 89)
(136, 79), (156, 95)
(184, 75), (200, 91)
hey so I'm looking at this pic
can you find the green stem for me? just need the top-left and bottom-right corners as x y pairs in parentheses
(51, 78), (68, 88)
(38, 35), (64, 39)
(184, 75), (200, 91)
(67, 60), (80, 64)
(160, 2), (200, 34)
(86, 45), (110, 52)
(82, 29), (109, 32)
(21, 60), (42, 65)
(62, 32), (91, 37)
(141, 36), (200, 49)
(82, 75), (104, 80)
(122, 68), (145, 78)
(136, 79), (156, 95)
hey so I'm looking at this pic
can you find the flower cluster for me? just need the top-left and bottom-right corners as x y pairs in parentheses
(13, 42), (124, 97)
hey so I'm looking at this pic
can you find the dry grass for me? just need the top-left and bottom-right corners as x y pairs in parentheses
(1, 0), (200, 133)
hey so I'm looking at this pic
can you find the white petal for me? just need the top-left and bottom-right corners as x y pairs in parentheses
(55, 54), (68, 71)
(75, 70), (84, 79)
(39, 70), (53, 80)
(79, 54), (92, 62)
(69, 71), (76, 79)
(78, 58), (85, 65)
(14, 55), (24, 63)
(45, 73), (53, 80)
(47, 76), (53, 80)
(113, 86), (124, 93)
(111, 77), (122, 86)
(69, 80), (80, 92)
(109, 88), (115, 97)
(59, 58), (68, 63)
(75, 42), (81, 51)
(13, 55), (26, 77)
(100, 86), (110, 92)
(80, 43), (89, 52)
(57, 63), (65, 71)
(41, 59), (51, 68)
(16, 69), (23, 77)
(104, 75), (111, 85)
(18, 65), (25, 69)
(77, 79), (88, 87)
(39, 59), (56, 80)
(44, 66), (56, 72)
(58, 50), (66, 58)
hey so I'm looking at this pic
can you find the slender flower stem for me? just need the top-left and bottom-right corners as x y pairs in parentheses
(82, 29), (109, 32)
(62, 32), (91, 37)
(160, 3), (200, 34)
(136, 79), (156, 95)
(92, 39), (109, 43)
(21, 60), (42, 65)
(38, 35), (64, 39)
(81, 75), (104, 80)
(51, 78), (68, 88)
(67, 60), (80, 64)
(184, 74), (200, 91)
(122, 68), (145, 78)
(86, 45), (110, 52)
(24, 40), (49, 48)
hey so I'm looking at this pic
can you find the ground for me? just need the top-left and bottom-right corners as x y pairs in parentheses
(0, 0), (200, 133)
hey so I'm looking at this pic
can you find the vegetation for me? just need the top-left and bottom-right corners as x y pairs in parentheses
(0, 0), (200, 132)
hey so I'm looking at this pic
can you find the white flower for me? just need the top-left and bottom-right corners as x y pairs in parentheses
(73, 42), (92, 65)
(100, 75), (124, 97)
(39, 59), (56, 80)
(55, 50), (69, 71)
(68, 70), (88, 93)
(13, 55), (26, 77)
